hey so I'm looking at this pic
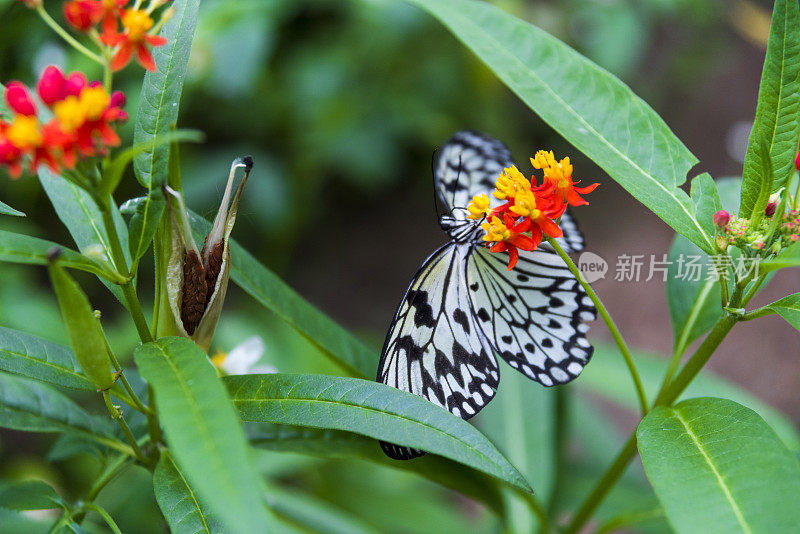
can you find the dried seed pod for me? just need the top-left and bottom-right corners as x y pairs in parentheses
(163, 156), (253, 351)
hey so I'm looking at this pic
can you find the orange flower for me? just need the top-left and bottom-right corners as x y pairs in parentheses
(103, 9), (168, 71)
(0, 67), (127, 178)
(531, 150), (599, 206)
(63, 0), (104, 32)
(481, 213), (536, 270)
(470, 149), (596, 270)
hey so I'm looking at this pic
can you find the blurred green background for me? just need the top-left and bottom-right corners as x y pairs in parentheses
(1, 0), (797, 532)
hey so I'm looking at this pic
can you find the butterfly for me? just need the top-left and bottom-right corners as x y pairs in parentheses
(376, 131), (597, 460)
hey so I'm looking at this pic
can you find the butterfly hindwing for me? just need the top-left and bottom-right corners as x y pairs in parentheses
(466, 246), (596, 386)
(377, 242), (499, 459)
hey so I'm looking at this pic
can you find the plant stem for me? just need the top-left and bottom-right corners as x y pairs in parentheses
(102, 391), (149, 465)
(564, 312), (738, 533)
(105, 343), (152, 415)
(81, 503), (123, 534)
(563, 433), (638, 534)
(663, 279), (716, 386)
(35, 5), (104, 64)
(545, 237), (649, 415)
(741, 273), (767, 305)
(740, 306), (776, 321)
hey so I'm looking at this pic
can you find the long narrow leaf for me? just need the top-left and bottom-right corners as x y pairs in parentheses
(133, 0), (201, 188)
(134, 337), (279, 534)
(0, 199), (24, 217)
(153, 450), (222, 533)
(0, 229), (124, 283)
(406, 0), (713, 252)
(224, 373), (531, 493)
(740, 0), (800, 215)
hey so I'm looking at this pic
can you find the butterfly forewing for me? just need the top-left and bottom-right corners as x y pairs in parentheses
(466, 246), (596, 386)
(435, 131), (512, 222)
(377, 243), (499, 459)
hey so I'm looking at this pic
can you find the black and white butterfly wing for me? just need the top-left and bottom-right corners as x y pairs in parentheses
(466, 246), (596, 386)
(435, 131), (512, 220)
(556, 210), (584, 253)
(377, 243), (499, 459)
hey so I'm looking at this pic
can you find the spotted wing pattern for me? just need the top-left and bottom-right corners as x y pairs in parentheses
(377, 243), (499, 459)
(435, 131), (512, 220)
(556, 210), (585, 253)
(466, 246), (596, 386)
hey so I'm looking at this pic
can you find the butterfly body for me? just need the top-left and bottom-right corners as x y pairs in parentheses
(377, 131), (596, 460)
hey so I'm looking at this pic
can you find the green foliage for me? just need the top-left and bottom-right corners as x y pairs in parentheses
(580, 343), (800, 452)
(405, 0), (714, 253)
(666, 178), (741, 349)
(268, 486), (379, 534)
(133, 0), (202, 189)
(740, 0), (800, 216)
(0, 372), (115, 444)
(764, 293), (800, 331)
(0, 326), (95, 391)
(125, 188), (165, 272)
(0, 229), (124, 283)
(48, 262), (114, 390)
(637, 397), (800, 533)
(224, 373), (531, 492)
(0, 480), (63, 511)
(0, 199), (24, 217)
(153, 450), (222, 533)
(135, 337), (278, 533)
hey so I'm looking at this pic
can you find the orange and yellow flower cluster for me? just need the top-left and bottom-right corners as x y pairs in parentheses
(62, 0), (171, 71)
(467, 150), (598, 269)
(0, 66), (127, 178)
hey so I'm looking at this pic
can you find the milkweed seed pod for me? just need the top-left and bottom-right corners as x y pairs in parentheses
(47, 249), (114, 390)
(164, 156), (253, 352)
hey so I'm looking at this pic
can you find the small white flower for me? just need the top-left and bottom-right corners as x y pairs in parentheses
(211, 336), (277, 375)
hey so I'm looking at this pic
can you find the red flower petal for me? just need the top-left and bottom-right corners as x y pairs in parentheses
(110, 42), (134, 71)
(145, 34), (168, 46)
(506, 246), (519, 270)
(136, 44), (157, 71)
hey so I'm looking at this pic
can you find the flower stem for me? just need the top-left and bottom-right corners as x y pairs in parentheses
(81, 503), (123, 534)
(102, 391), (149, 466)
(545, 237), (649, 415)
(35, 5), (104, 65)
(564, 312), (738, 533)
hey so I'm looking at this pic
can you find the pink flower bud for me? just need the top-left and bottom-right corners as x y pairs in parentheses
(795, 150), (800, 171)
(765, 192), (781, 216)
(64, 72), (88, 96)
(713, 210), (730, 228)
(5, 82), (36, 116)
(37, 66), (66, 105)
(110, 91), (126, 108)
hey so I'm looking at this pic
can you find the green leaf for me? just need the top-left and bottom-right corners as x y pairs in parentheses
(689, 173), (723, 238)
(637, 397), (800, 533)
(0, 372), (115, 442)
(38, 170), (129, 302)
(0, 480), (62, 510)
(764, 293), (800, 330)
(578, 343), (800, 452)
(0, 199), (24, 217)
(153, 450), (223, 534)
(268, 487), (379, 534)
(740, 0), (800, 216)
(124, 188), (165, 273)
(224, 373), (531, 493)
(249, 423), (503, 513)
(0, 326), (95, 391)
(760, 242), (800, 272)
(121, 197), (376, 378)
(133, 0), (201, 189)
(474, 369), (554, 532)
(406, 0), (713, 253)
(134, 337), (278, 534)
(101, 129), (203, 196)
(0, 229), (124, 283)
(249, 424), (503, 512)
(0, 508), (52, 534)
